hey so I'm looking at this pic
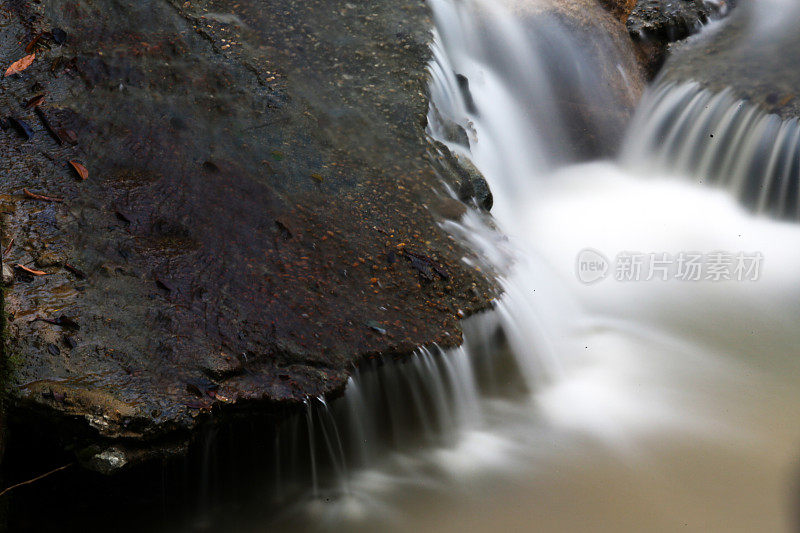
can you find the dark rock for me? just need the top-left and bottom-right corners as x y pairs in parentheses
(432, 196), (468, 221)
(638, 4), (800, 221)
(34, 250), (62, 268)
(0, 0), (498, 473)
(455, 73), (478, 114)
(51, 28), (67, 45)
(472, 0), (646, 159)
(1, 264), (13, 286)
(627, 0), (736, 77)
(458, 165), (493, 212)
(428, 102), (471, 147)
(432, 141), (493, 211)
(198, 352), (244, 380)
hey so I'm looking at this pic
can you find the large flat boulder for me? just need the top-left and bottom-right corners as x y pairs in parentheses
(0, 0), (496, 471)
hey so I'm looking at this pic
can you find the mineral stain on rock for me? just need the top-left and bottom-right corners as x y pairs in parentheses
(0, 0), (497, 471)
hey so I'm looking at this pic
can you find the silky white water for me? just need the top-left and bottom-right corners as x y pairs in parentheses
(244, 1), (800, 531)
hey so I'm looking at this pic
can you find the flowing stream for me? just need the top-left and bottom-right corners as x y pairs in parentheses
(217, 1), (800, 531)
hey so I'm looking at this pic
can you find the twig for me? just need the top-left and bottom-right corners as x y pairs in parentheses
(64, 262), (86, 279)
(16, 264), (47, 276)
(23, 189), (63, 203)
(2, 237), (14, 257)
(35, 107), (63, 145)
(0, 463), (73, 498)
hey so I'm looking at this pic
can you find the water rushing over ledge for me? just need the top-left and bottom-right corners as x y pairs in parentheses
(221, 0), (800, 530)
(250, 0), (800, 530)
(7, 0), (800, 530)
(252, 1), (800, 532)
(624, 81), (800, 220)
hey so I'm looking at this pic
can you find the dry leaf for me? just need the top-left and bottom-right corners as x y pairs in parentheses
(68, 160), (88, 180)
(24, 94), (46, 109)
(5, 54), (35, 77)
(58, 129), (78, 144)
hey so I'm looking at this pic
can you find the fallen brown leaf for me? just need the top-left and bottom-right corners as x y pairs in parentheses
(58, 129), (78, 144)
(5, 54), (35, 77)
(24, 94), (46, 109)
(68, 160), (88, 180)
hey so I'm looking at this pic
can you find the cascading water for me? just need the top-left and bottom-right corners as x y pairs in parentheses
(195, 1), (800, 531)
(624, 81), (800, 220)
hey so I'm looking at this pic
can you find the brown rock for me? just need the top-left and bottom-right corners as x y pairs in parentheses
(597, 0), (637, 23)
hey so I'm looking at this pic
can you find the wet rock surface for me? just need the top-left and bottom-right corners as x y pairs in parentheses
(628, 0), (732, 40)
(0, 0), (497, 471)
(486, 0), (646, 158)
(627, 0), (735, 76)
(431, 142), (493, 212)
(597, 0), (638, 23)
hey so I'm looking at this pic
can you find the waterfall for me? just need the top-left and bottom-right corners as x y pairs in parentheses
(199, 1), (800, 530)
(427, 0), (643, 218)
(274, 0), (800, 509)
(623, 81), (800, 220)
(617, 0), (800, 221)
(270, 345), (485, 500)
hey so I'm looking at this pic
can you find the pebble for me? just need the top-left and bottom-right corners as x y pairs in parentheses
(2, 263), (14, 285)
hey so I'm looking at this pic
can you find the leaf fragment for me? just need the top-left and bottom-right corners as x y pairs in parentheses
(5, 54), (35, 77)
(58, 129), (78, 144)
(68, 160), (88, 180)
(24, 94), (46, 109)
(64, 262), (87, 279)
